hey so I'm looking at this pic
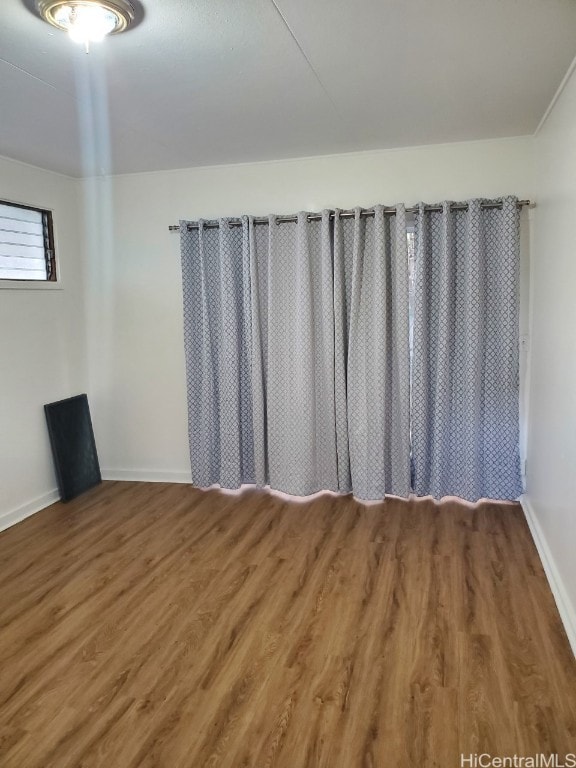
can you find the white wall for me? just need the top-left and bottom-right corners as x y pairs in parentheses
(82, 137), (534, 480)
(0, 156), (85, 527)
(525, 67), (576, 649)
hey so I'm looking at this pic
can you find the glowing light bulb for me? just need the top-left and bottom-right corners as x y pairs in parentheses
(53, 3), (119, 51)
(36, 0), (135, 53)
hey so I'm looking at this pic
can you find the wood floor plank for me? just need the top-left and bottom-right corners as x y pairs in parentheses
(0, 482), (574, 767)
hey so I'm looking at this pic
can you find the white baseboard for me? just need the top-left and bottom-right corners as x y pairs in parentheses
(520, 494), (576, 658)
(101, 469), (193, 484)
(0, 489), (60, 534)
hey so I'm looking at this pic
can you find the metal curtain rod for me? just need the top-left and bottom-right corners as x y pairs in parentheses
(168, 199), (532, 231)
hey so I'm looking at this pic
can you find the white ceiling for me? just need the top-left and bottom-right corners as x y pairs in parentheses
(1, 0), (575, 177)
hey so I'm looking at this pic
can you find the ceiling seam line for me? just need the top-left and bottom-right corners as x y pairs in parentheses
(267, 0), (345, 122)
(0, 56), (64, 94)
(0, 56), (172, 162)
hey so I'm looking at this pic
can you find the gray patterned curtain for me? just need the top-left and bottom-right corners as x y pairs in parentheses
(334, 207), (411, 499)
(411, 197), (523, 501)
(180, 207), (411, 500)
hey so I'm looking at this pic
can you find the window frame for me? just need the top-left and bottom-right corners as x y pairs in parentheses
(0, 198), (61, 290)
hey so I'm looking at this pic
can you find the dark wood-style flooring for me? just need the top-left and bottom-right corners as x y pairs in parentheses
(0, 481), (574, 767)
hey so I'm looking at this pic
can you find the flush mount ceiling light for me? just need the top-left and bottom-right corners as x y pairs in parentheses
(36, 0), (135, 51)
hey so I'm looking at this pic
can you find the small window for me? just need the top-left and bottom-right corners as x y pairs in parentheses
(0, 200), (56, 282)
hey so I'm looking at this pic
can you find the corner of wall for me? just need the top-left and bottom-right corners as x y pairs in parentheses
(520, 494), (576, 658)
(0, 489), (60, 535)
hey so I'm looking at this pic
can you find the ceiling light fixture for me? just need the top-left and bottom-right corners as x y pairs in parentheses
(36, 0), (135, 52)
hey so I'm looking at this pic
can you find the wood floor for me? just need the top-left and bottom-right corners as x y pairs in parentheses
(0, 482), (574, 767)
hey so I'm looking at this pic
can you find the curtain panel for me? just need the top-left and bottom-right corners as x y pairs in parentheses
(411, 197), (523, 501)
(180, 207), (411, 500)
(180, 219), (254, 489)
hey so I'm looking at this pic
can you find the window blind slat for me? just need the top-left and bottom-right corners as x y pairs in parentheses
(0, 204), (43, 225)
(0, 268), (47, 280)
(0, 218), (44, 236)
(0, 255), (48, 271)
(0, 232), (44, 248)
(0, 244), (45, 260)
(0, 246), (45, 260)
(0, 251), (45, 260)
